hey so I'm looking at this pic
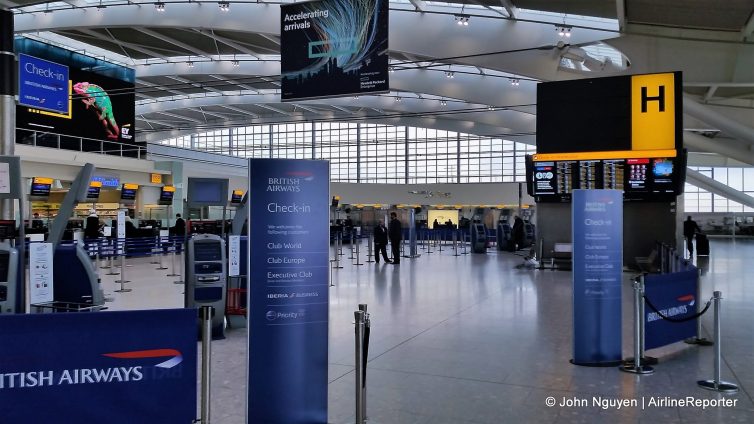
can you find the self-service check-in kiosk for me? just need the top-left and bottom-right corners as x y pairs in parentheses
(0, 222), (19, 314)
(185, 234), (227, 339)
(496, 217), (512, 252)
(470, 223), (488, 253)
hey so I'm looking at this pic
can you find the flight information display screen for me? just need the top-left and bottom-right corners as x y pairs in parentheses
(526, 153), (685, 202)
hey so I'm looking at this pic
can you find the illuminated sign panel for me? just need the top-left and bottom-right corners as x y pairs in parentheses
(631, 73), (676, 152)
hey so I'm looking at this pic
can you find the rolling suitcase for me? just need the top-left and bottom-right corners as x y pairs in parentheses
(696, 233), (710, 256)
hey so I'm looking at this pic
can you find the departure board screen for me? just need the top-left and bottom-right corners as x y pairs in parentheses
(526, 152), (685, 202)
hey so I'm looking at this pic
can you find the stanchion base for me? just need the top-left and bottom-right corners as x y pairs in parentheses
(173, 280), (184, 285)
(155, 266), (168, 270)
(570, 359), (623, 367)
(115, 280), (131, 284)
(366, 260), (375, 263)
(354, 263), (364, 266)
(166, 273), (180, 277)
(105, 272), (120, 276)
(620, 364), (655, 374)
(333, 266), (344, 269)
(697, 380), (739, 393)
(685, 337), (714, 346)
(622, 356), (659, 366)
(114, 288), (132, 293)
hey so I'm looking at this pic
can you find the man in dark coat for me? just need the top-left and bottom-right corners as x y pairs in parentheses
(173, 213), (186, 237)
(388, 212), (402, 264)
(373, 220), (391, 263)
(683, 216), (701, 256)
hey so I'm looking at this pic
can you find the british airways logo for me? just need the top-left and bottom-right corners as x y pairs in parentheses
(103, 348), (184, 369)
(0, 348), (184, 389)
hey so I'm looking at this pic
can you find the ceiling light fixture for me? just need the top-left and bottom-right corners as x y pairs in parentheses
(396, 97), (402, 102)
(445, 71), (455, 79)
(440, 99), (447, 106)
(218, 1), (230, 12)
(187, 61), (194, 68)
(454, 14), (470, 26)
(487, 106), (495, 111)
(556, 25), (572, 38)
(155, 2), (166, 12)
(388, 66), (395, 73)
(231, 60), (240, 67)
(509, 78), (520, 86)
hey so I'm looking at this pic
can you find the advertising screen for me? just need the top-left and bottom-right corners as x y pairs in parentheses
(280, 0), (389, 101)
(15, 39), (136, 146)
(18, 54), (70, 114)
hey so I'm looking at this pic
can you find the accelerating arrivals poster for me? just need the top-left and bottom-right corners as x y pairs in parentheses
(280, 0), (389, 101)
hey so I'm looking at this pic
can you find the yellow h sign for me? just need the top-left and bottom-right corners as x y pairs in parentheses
(631, 73), (675, 152)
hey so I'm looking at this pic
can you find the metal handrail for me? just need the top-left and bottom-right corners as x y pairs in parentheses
(17, 128), (146, 159)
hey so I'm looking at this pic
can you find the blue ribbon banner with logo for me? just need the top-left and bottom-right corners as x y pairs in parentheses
(0, 309), (196, 424)
(18, 53), (70, 114)
(247, 158), (329, 424)
(644, 268), (698, 350)
(571, 189), (623, 365)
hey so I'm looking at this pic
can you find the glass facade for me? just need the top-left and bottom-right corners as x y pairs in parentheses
(684, 167), (754, 213)
(160, 122), (535, 184)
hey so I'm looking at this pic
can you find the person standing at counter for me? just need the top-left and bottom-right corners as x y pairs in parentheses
(173, 213), (186, 237)
(389, 212), (402, 264)
(84, 209), (101, 239)
(373, 220), (391, 264)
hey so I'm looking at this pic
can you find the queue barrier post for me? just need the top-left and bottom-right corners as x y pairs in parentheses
(167, 238), (181, 277)
(697, 291), (738, 393)
(354, 309), (367, 424)
(366, 234), (375, 263)
(200, 306), (213, 423)
(354, 233), (364, 266)
(114, 240), (132, 293)
(686, 268), (714, 346)
(620, 278), (654, 375)
(106, 239), (119, 275)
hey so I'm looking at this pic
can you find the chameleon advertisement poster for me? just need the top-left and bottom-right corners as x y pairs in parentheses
(15, 41), (136, 145)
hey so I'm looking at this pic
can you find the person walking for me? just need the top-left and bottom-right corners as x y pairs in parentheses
(683, 216), (701, 256)
(388, 212), (402, 264)
(373, 220), (391, 264)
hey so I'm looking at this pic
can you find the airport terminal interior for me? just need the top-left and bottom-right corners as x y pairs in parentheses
(1, 0), (754, 423)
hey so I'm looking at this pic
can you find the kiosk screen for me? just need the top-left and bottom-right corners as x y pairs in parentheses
(194, 243), (222, 261)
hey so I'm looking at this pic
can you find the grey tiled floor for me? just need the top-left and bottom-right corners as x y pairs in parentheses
(103, 239), (754, 423)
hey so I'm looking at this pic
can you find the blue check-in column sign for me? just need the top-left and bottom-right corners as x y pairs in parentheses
(18, 54), (70, 114)
(572, 190), (623, 365)
(247, 158), (329, 424)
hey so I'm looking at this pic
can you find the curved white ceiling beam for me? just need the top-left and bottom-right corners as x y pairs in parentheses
(14, 3), (619, 81)
(135, 92), (533, 136)
(605, 35), (754, 83)
(135, 61), (538, 115)
(137, 115), (524, 145)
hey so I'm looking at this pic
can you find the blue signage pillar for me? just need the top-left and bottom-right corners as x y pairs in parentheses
(247, 158), (329, 423)
(571, 189), (623, 366)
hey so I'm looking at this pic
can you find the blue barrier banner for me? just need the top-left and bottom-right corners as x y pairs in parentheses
(247, 158), (329, 423)
(644, 269), (698, 350)
(0, 309), (196, 424)
(572, 190), (623, 365)
(18, 53), (70, 114)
